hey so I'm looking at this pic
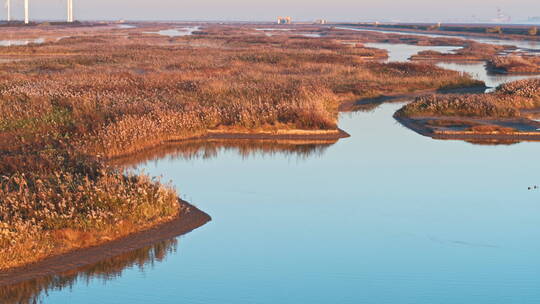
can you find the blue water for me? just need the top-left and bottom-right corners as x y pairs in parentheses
(4, 31), (540, 304)
(26, 101), (540, 304)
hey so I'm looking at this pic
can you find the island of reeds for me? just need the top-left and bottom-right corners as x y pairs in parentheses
(394, 79), (540, 141)
(0, 23), (484, 271)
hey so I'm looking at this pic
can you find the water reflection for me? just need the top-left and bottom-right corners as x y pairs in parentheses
(350, 41), (540, 115)
(0, 239), (178, 304)
(464, 139), (520, 146)
(144, 27), (201, 37)
(4, 103), (539, 303)
(0, 38), (45, 47)
(365, 42), (460, 62)
(363, 42), (540, 91)
(111, 138), (339, 168)
(0, 140), (338, 302)
(300, 33), (323, 38)
(117, 24), (136, 29)
(3, 26), (540, 304)
(436, 61), (540, 91)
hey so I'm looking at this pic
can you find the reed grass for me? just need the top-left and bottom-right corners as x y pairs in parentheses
(0, 24), (483, 269)
(397, 79), (540, 118)
(488, 55), (540, 74)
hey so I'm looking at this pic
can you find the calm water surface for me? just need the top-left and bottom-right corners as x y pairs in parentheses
(368, 42), (540, 91)
(145, 27), (201, 37)
(0, 38), (45, 47)
(29, 102), (540, 304)
(365, 42), (460, 62)
(366, 41), (540, 91)
(117, 24), (137, 29)
(3, 34), (540, 304)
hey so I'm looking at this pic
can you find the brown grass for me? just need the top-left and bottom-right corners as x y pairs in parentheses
(488, 55), (540, 74)
(467, 125), (516, 133)
(397, 79), (540, 118)
(410, 42), (509, 62)
(0, 23), (483, 270)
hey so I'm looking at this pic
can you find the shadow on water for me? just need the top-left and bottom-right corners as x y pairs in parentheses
(110, 138), (340, 168)
(0, 239), (178, 304)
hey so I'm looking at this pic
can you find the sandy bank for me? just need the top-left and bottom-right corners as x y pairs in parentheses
(394, 114), (540, 143)
(0, 200), (211, 287)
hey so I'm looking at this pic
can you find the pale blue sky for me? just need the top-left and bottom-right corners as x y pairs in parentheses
(4, 0), (540, 23)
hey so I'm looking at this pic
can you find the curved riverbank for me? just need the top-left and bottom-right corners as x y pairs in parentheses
(1, 129), (347, 276)
(393, 78), (540, 143)
(394, 114), (540, 143)
(0, 128), (346, 276)
(104, 128), (351, 160)
(0, 200), (211, 287)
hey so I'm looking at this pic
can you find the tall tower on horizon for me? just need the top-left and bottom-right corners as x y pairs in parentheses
(5, 0), (10, 22)
(24, 0), (28, 24)
(67, 0), (73, 22)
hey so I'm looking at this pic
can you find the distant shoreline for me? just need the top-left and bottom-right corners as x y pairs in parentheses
(335, 23), (540, 42)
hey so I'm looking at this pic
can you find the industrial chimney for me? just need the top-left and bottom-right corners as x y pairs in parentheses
(67, 0), (73, 22)
(24, 0), (28, 24)
(5, 0), (10, 22)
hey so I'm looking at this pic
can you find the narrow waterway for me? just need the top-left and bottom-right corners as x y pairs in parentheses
(364, 42), (540, 91)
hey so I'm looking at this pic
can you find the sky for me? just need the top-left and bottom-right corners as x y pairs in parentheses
(4, 0), (540, 23)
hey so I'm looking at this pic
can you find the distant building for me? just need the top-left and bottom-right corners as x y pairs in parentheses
(491, 8), (511, 23)
(315, 19), (327, 25)
(277, 16), (292, 25)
